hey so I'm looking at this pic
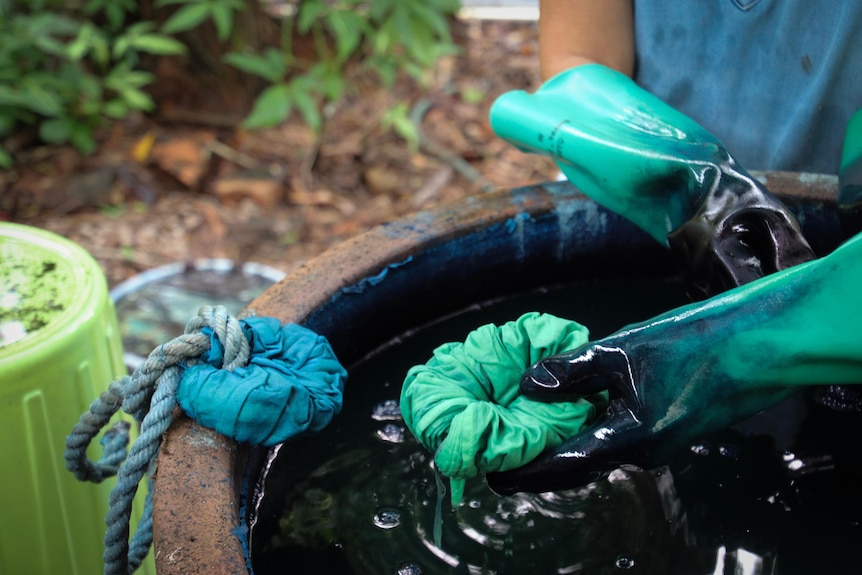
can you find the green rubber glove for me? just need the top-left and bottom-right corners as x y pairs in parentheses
(486, 231), (862, 495)
(490, 64), (815, 298)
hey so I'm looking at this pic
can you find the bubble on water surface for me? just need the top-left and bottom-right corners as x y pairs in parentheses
(372, 399), (402, 421)
(376, 423), (406, 443)
(396, 562), (423, 575)
(373, 508), (402, 529)
(718, 444), (738, 458)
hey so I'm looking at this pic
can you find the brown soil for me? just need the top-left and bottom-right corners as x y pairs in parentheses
(1, 19), (556, 289)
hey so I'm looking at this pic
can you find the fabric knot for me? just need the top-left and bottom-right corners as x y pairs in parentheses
(177, 316), (347, 446)
(401, 312), (607, 505)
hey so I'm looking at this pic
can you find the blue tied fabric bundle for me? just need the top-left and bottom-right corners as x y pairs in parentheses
(64, 305), (347, 575)
(178, 316), (347, 446)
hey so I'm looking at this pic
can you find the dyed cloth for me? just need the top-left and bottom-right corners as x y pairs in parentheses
(177, 316), (346, 446)
(401, 312), (607, 504)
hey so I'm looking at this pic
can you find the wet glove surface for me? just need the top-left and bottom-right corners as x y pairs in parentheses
(487, 233), (862, 495)
(490, 64), (814, 299)
(400, 312), (606, 504)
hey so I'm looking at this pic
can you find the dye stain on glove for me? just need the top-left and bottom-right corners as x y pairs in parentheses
(400, 312), (607, 505)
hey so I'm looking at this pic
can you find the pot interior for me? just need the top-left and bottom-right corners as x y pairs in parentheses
(241, 181), (860, 574)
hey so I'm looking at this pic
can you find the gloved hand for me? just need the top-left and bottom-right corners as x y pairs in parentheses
(490, 64), (815, 299)
(486, 231), (862, 495)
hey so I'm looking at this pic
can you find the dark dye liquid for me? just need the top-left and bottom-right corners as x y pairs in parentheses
(250, 278), (862, 575)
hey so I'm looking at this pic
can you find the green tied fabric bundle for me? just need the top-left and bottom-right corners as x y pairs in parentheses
(401, 312), (607, 505)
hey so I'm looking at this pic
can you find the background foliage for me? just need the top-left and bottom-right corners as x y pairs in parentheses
(0, 0), (461, 167)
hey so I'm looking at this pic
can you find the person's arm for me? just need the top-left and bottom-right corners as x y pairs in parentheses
(538, 0), (635, 80)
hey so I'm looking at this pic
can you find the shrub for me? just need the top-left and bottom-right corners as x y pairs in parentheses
(165, 0), (462, 134)
(0, 0), (461, 166)
(0, 0), (185, 167)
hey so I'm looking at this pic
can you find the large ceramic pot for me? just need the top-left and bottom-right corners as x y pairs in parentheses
(152, 174), (844, 574)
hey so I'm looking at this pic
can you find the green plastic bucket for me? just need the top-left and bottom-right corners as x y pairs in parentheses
(0, 223), (152, 575)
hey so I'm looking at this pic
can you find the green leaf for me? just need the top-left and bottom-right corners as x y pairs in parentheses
(210, 5), (234, 42)
(371, 17), (394, 55)
(298, 0), (327, 34)
(67, 23), (95, 61)
(319, 65), (345, 101)
(0, 148), (12, 169)
(0, 87), (27, 109)
(130, 34), (187, 55)
(155, 0), (194, 6)
(224, 49), (284, 82)
(103, 98), (129, 119)
(104, 65), (155, 92)
(405, 17), (435, 66)
(382, 102), (419, 150)
(291, 79), (321, 133)
(369, 0), (396, 22)
(31, 13), (80, 38)
(108, 69), (154, 89)
(0, 113), (17, 137)
(79, 99), (101, 116)
(365, 49), (400, 83)
(90, 33), (111, 68)
(105, 2), (127, 32)
(19, 81), (64, 116)
(79, 74), (103, 100)
(242, 83), (292, 129)
(161, 4), (211, 35)
(391, 4), (414, 48)
(411, 2), (454, 41)
(433, 0), (461, 13)
(84, 0), (104, 15)
(326, 10), (364, 62)
(39, 117), (72, 144)
(460, 85), (484, 105)
(119, 87), (155, 111)
(125, 21), (157, 35)
(112, 36), (130, 59)
(34, 35), (70, 59)
(99, 204), (127, 218)
(70, 123), (96, 154)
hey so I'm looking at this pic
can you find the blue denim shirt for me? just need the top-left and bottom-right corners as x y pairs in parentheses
(634, 0), (862, 174)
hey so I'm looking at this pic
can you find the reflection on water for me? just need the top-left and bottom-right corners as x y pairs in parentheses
(249, 279), (862, 575)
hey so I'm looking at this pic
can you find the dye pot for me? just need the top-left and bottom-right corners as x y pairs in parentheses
(152, 174), (854, 575)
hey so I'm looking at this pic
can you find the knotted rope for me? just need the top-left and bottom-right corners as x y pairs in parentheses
(64, 305), (346, 575)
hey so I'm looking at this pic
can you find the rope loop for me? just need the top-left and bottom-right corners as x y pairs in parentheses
(64, 305), (251, 575)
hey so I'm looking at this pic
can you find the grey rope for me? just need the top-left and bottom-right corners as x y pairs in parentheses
(64, 305), (250, 575)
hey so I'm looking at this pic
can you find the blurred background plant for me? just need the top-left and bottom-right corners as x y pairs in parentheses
(0, 0), (462, 167)
(0, 0), (186, 167)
